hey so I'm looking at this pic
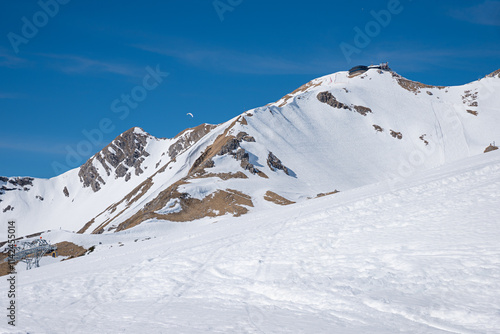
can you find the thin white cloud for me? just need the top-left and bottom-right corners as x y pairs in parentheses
(135, 43), (343, 75)
(450, 1), (500, 26)
(0, 92), (24, 99)
(38, 53), (143, 78)
(0, 140), (68, 155)
(0, 47), (27, 68)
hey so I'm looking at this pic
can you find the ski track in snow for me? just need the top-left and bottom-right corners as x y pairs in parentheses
(2, 153), (500, 333)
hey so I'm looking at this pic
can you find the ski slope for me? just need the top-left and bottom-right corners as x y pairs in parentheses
(2, 150), (500, 333)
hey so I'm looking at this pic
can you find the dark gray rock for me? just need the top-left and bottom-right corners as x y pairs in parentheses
(353, 105), (372, 116)
(317, 91), (351, 110)
(233, 148), (249, 161)
(78, 160), (105, 192)
(218, 138), (240, 156)
(236, 132), (256, 142)
(8, 177), (34, 187)
(115, 164), (128, 178)
(267, 152), (290, 175)
(79, 127), (152, 192)
(3, 205), (14, 213)
(390, 130), (403, 140)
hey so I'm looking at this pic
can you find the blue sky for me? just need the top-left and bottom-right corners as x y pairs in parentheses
(1, 0), (499, 178)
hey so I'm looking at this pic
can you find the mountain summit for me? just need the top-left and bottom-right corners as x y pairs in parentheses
(2, 67), (500, 236)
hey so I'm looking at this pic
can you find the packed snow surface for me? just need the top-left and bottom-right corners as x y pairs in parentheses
(2, 150), (500, 333)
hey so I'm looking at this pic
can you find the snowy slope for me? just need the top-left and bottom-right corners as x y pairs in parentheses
(1, 67), (499, 237)
(2, 150), (500, 333)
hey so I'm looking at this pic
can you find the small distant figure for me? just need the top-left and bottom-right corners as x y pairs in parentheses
(187, 113), (194, 118)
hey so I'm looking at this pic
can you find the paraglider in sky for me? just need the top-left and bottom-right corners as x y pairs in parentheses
(187, 113), (194, 118)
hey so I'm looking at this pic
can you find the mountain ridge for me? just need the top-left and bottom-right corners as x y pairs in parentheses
(1, 67), (500, 237)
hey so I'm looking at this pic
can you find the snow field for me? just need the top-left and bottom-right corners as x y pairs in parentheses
(2, 151), (500, 333)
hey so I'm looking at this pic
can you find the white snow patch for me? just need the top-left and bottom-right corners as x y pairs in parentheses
(155, 198), (182, 214)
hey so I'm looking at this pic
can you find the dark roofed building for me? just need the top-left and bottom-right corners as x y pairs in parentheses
(348, 65), (368, 77)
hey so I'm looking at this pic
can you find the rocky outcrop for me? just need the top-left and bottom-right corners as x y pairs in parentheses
(484, 145), (499, 153)
(316, 190), (339, 198)
(419, 135), (429, 146)
(168, 124), (217, 160)
(267, 152), (290, 175)
(373, 125), (384, 132)
(0, 177), (34, 194)
(78, 161), (106, 192)
(79, 127), (152, 192)
(190, 127), (264, 177)
(390, 130), (403, 140)
(317, 91), (350, 110)
(236, 132), (256, 142)
(264, 191), (295, 205)
(233, 148), (260, 175)
(353, 105), (372, 116)
(8, 177), (34, 187)
(3, 205), (14, 213)
(485, 68), (500, 78)
(317, 92), (371, 116)
(462, 90), (479, 115)
(63, 186), (69, 197)
(392, 73), (445, 94)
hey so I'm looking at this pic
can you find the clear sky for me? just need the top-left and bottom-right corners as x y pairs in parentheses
(1, 0), (499, 178)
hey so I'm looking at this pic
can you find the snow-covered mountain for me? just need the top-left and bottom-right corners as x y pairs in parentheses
(1, 67), (500, 237)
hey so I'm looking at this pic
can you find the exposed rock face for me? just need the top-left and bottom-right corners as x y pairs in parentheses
(317, 91), (371, 116)
(236, 132), (256, 142)
(8, 177), (34, 187)
(235, 149), (260, 175)
(484, 145), (499, 153)
(485, 68), (500, 78)
(392, 72), (445, 94)
(190, 128), (263, 177)
(316, 190), (339, 198)
(221, 137), (261, 175)
(168, 124), (217, 160)
(317, 91), (350, 110)
(353, 105), (372, 116)
(115, 164), (128, 178)
(0, 177), (34, 195)
(114, 179), (254, 232)
(218, 138), (240, 156)
(79, 127), (152, 192)
(3, 205), (14, 213)
(267, 152), (290, 175)
(390, 130), (403, 140)
(462, 90), (479, 115)
(419, 135), (429, 146)
(78, 162), (106, 192)
(373, 125), (384, 132)
(264, 191), (295, 205)
(63, 186), (70, 197)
